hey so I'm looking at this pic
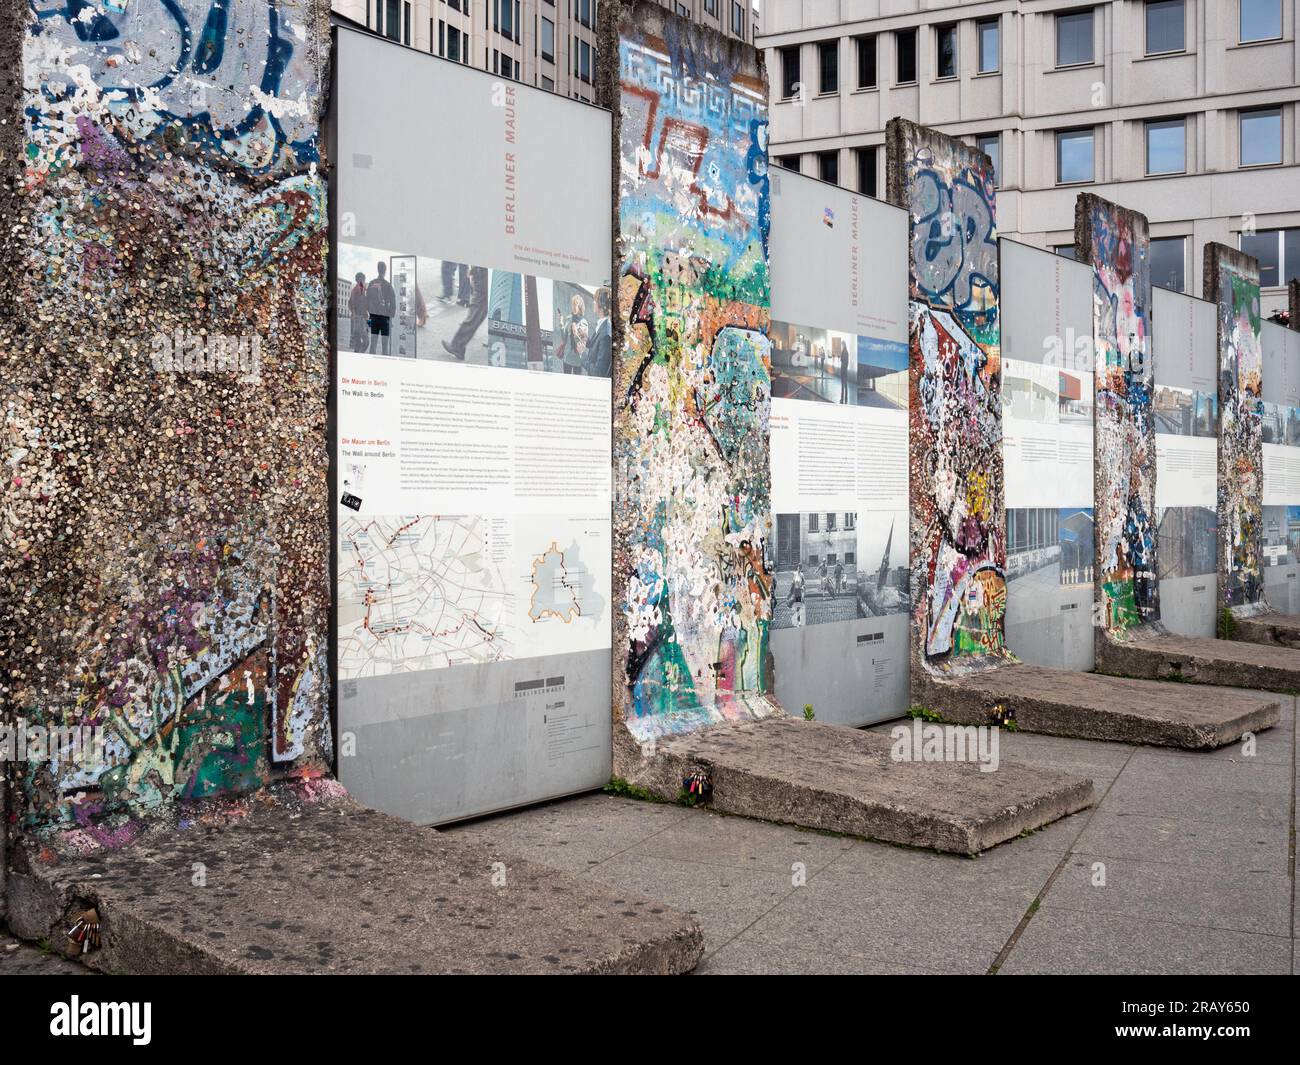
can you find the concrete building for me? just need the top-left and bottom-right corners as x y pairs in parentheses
(332, 0), (762, 102)
(760, 0), (1300, 314)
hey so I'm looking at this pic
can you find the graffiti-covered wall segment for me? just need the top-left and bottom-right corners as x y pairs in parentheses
(1076, 194), (1161, 636)
(2, 2), (331, 844)
(1206, 244), (1266, 616)
(609, 3), (778, 742)
(886, 118), (1010, 677)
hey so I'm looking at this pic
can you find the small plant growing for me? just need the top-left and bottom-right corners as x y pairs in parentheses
(803, 703), (815, 720)
(908, 704), (944, 723)
(1217, 606), (1236, 640)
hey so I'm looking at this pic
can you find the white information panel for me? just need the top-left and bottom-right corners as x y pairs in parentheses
(768, 170), (910, 726)
(334, 28), (612, 823)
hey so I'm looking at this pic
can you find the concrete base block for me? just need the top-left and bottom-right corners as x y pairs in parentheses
(916, 663), (1279, 749)
(5, 789), (703, 975)
(613, 717), (1094, 855)
(1096, 632), (1300, 694)
(1230, 612), (1300, 651)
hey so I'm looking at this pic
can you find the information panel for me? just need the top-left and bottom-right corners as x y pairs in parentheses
(999, 240), (1095, 669)
(767, 170), (910, 725)
(1261, 320), (1300, 612)
(334, 28), (612, 823)
(1151, 287), (1218, 635)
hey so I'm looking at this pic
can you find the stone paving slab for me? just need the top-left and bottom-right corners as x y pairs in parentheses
(1232, 611), (1300, 650)
(0, 926), (91, 976)
(1099, 632), (1300, 693)
(615, 717), (1094, 855)
(919, 663), (1279, 747)
(5, 792), (702, 975)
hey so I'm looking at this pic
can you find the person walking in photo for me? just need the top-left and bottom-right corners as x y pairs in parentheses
(582, 287), (612, 377)
(349, 271), (369, 352)
(366, 261), (397, 356)
(442, 265), (489, 361)
(834, 559), (845, 595)
(555, 292), (590, 375)
(838, 338), (850, 402)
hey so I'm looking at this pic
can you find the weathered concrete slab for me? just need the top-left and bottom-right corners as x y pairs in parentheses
(916, 663), (1278, 748)
(5, 790), (702, 975)
(1097, 632), (1300, 693)
(614, 718), (1094, 855)
(1230, 612), (1300, 650)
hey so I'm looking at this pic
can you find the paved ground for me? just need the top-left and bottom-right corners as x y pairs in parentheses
(0, 927), (90, 976)
(4, 696), (1293, 975)
(451, 696), (1298, 975)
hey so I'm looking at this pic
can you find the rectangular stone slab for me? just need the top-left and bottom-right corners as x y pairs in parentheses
(1097, 632), (1300, 694)
(1230, 612), (1300, 650)
(617, 718), (1094, 855)
(921, 663), (1280, 748)
(5, 793), (703, 975)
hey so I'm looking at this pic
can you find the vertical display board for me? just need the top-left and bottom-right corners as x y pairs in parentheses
(1151, 287), (1219, 635)
(334, 29), (613, 823)
(768, 170), (910, 725)
(1260, 321), (1300, 613)
(999, 241), (1096, 669)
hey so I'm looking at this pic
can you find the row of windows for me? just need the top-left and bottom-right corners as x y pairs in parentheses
(780, 0), (1285, 99)
(1054, 228), (1300, 292)
(434, 13), (590, 79)
(806, 513), (856, 532)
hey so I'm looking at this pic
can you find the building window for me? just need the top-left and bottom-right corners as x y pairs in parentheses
(936, 24), (957, 79)
(896, 28), (917, 84)
(542, 17), (555, 62)
(818, 40), (838, 94)
(542, 75), (555, 91)
(1240, 107), (1282, 166)
(437, 18), (443, 55)
(446, 23), (463, 61)
(578, 0), (592, 29)
(579, 39), (592, 83)
(676, 2), (688, 16)
(977, 133), (1000, 186)
(779, 46), (800, 99)
(1150, 236), (1186, 291)
(855, 35), (877, 89)
(1054, 244), (1077, 260)
(1057, 128), (1094, 184)
(856, 146), (877, 197)
(817, 151), (839, 184)
(1145, 0), (1184, 55)
(1240, 0), (1283, 43)
(1056, 9), (1094, 67)
(1145, 118), (1185, 174)
(704, 0), (718, 14)
(732, 2), (745, 38)
(777, 155), (800, 171)
(808, 513), (819, 533)
(1241, 227), (1300, 288)
(977, 18), (1000, 73)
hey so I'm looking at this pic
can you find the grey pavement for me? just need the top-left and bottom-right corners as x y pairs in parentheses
(0, 926), (91, 976)
(450, 695), (1298, 975)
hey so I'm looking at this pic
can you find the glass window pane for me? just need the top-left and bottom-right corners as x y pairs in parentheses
(781, 47), (800, 99)
(1240, 0), (1282, 43)
(897, 28), (917, 83)
(819, 151), (838, 184)
(1146, 118), (1185, 174)
(977, 134), (1000, 186)
(1057, 10), (1094, 66)
(1055, 245), (1077, 260)
(978, 19), (999, 73)
(1241, 229), (1281, 287)
(857, 35), (877, 88)
(1150, 236), (1185, 291)
(820, 41), (838, 93)
(1146, 0), (1184, 54)
(937, 26), (957, 78)
(1284, 229), (1300, 285)
(1241, 108), (1282, 166)
(1057, 129), (1094, 183)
